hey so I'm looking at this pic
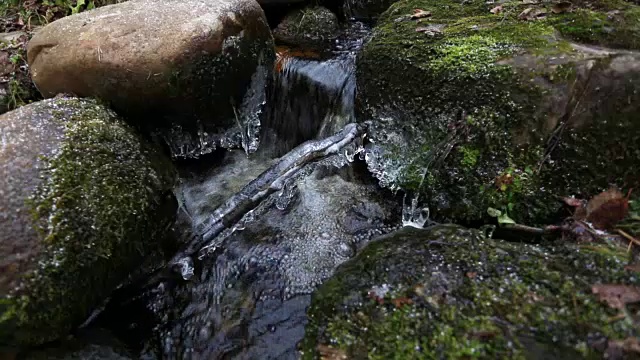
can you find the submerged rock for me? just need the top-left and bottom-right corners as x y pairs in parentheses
(0, 98), (176, 347)
(27, 0), (274, 135)
(302, 225), (640, 358)
(273, 7), (340, 49)
(357, 0), (640, 225)
(22, 328), (132, 360)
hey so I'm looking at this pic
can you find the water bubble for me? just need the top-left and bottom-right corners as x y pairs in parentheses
(480, 224), (496, 239)
(176, 257), (195, 281)
(402, 194), (430, 228)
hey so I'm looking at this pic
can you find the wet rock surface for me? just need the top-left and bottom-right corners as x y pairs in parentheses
(0, 97), (176, 347)
(27, 0), (275, 136)
(302, 225), (640, 359)
(97, 159), (401, 360)
(273, 7), (340, 49)
(357, 0), (640, 225)
(22, 328), (133, 360)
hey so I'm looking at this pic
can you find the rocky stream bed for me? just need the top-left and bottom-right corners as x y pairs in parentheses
(1, 0), (640, 359)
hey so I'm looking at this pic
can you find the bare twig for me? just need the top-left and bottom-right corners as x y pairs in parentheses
(617, 229), (640, 248)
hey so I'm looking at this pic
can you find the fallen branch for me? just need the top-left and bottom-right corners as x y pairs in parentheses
(500, 223), (562, 235)
(171, 123), (364, 266)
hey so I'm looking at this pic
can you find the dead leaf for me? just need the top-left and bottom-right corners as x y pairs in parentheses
(592, 284), (640, 309)
(551, 1), (572, 14)
(586, 188), (631, 230)
(624, 264), (640, 273)
(411, 9), (432, 20)
(465, 271), (477, 279)
(468, 330), (497, 341)
(490, 5), (503, 14)
(391, 297), (414, 308)
(317, 344), (348, 360)
(495, 173), (513, 191)
(415, 25), (444, 37)
(518, 7), (547, 20)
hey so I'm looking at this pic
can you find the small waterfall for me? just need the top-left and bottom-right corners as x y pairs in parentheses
(92, 21), (398, 360)
(261, 54), (356, 157)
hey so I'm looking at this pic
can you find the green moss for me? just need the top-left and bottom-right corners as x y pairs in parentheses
(303, 226), (639, 359)
(551, 7), (640, 49)
(357, 0), (640, 225)
(0, 98), (176, 346)
(458, 146), (480, 168)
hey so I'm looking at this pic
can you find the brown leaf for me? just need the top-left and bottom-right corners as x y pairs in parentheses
(518, 7), (547, 20)
(586, 188), (631, 230)
(551, 1), (572, 13)
(490, 5), (503, 14)
(391, 297), (414, 308)
(468, 330), (497, 341)
(592, 284), (640, 309)
(465, 271), (477, 279)
(411, 9), (432, 19)
(625, 264), (640, 273)
(415, 24), (444, 37)
(317, 344), (348, 360)
(495, 173), (513, 191)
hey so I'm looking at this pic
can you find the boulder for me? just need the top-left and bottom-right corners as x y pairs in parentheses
(0, 97), (176, 347)
(357, 0), (640, 225)
(273, 7), (340, 48)
(27, 0), (275, 134)
(303, 225), (640, 358)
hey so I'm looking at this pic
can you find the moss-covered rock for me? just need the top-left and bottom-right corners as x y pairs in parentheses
(273, 7), (340, 49)
(358, 0), (640, 225)
(302, 225), (640, 359)
(0, 97), (177, 348)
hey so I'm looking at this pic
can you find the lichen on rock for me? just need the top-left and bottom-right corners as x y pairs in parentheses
(357, 0), (640, 225)
(302, 225), (640, 359)
(0, 97), (176, 347)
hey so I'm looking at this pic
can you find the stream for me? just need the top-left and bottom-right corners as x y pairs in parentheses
(91, 21), (404, 359)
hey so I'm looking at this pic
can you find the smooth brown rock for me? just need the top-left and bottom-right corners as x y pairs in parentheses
(27, 0), (274, 131)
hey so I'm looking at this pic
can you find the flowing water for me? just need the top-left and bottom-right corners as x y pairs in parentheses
(91, 21), (404, 359)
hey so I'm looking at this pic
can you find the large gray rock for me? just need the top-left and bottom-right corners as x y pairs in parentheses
(0, 98), (176, 347)
(27, 0), (274, 133)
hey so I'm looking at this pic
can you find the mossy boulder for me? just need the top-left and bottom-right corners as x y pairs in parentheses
(273, 7), (340, 48)
(0, 98), (176, 348)
(302, 225), (640, 359)
(27, 0), (274, 135)
(358, 0), (640, 225)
